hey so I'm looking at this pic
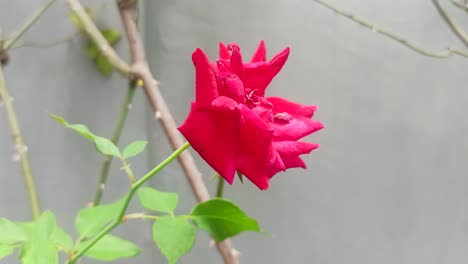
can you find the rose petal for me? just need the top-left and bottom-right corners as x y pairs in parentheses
(192, 48), (219, 108)
(270, 116), (324, 141)
(273, 141), (319, 169)
(178, 102), (240, 184)
(219, 42), (230, 60)
(250, 40), (267, 62)
(230, 44), (245, 81)
(244, 47), (290, 96)
(268, 96), (317, 118)
(236, 105), (274, 190)
(217, 73), (246, 104)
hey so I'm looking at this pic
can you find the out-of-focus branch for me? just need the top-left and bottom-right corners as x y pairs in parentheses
(117, 1), (240, 262)
(313, 0), (468, 58)
(4, 0), (57, 49)
(65, 0), (131, 76)
(450, 0), (468, 12)
(433, 0), (468, 46)
(0, 66), (40, 220)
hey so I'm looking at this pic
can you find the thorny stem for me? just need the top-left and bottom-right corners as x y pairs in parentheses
(4, 0), (57, 49)
(312, 0), (468, 58)
(0, 66), (40, 219)
(92, 83), (136, 206)
(67, 142), (190, 264)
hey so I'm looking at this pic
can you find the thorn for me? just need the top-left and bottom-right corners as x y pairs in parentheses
(209, 240), (215, 247)
(100, 184), (105, 190)
(127, 103), (133, 110)
(154, 111), (162, 119)
(86, 202), (94, 208)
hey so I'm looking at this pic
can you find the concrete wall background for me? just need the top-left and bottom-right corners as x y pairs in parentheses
(1, 0), (468, 263)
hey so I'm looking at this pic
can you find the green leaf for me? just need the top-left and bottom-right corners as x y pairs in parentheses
(190, 198), (260, 242)
(79, 234), (140, 261)
(51, 225), (73, 250)
(93, 136), (121, 157)
(153, 216), (196, 264)
(94, 54), (113, 76)
(137, 187), (178, 214)
(51, 114), (95, 141)
(0, 245), (14, 260)
(102, 28), (121, 45)
(20, 241), (57, 264)
(0, 218), (28, 244)
(19, 211), (59, 264)
(75, 197), (126, 238)
(86, 41), (100, 59)
(122, 141), (148, 159)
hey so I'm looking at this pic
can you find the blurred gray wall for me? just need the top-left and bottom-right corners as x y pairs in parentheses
(1, 0), (468, 263)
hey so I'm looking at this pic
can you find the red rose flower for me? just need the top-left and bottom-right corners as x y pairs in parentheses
(178, 40), (323, 190)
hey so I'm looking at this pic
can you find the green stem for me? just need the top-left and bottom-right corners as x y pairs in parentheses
(68, 142), (191, 264)
(215, 174), (224, 198)
(0, 66), (40, 219)
(92, 84), (136, 206)
(4, 0), (57, 49)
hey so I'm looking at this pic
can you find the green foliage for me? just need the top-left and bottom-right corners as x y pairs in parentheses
(79, 234), (141, 261)
(75, 197), (126, 238)
(51, 114), (94, 140)
(190, 198), (261, 242)
(93, 136), (121, 158)
(51, 114), (122, 158)
(86, 28), (121, 76)
(19, 211), (60, 264)
(51, 225), (73, 250)
(123, 141), (148, 159)
(153, 216), (196, 264)
(137, 187), (178, 214)
(0, 218), (28, 244)
(0, 245), (14, 259)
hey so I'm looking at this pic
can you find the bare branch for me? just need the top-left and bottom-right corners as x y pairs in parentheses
(66, 0), (132, 77)
(450, 0), (468, 12)
(313, 0), (468, 58)
(433, 0), (468, 46)
(4, 0), (57, 49)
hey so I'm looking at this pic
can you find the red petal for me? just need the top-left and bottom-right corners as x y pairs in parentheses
(236, 105), (274, 190)
(250, 40), (267, 62)
(217, 72), (246, 104)
(270, 116), (324, 141)
(192, 49), (219, 108)
(273, 141), (319, 169)
(178, 102), (240, 184)
(243, 47), (290, 96)
(230, 45), (245, 81)
(268, 96), (317, 118)
(219, 42), (230, 59)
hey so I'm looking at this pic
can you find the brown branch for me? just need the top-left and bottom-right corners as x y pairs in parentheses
(433, 0), (468, 46)
(65, 0), (240, 262)
(117, 2), (240, 263)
